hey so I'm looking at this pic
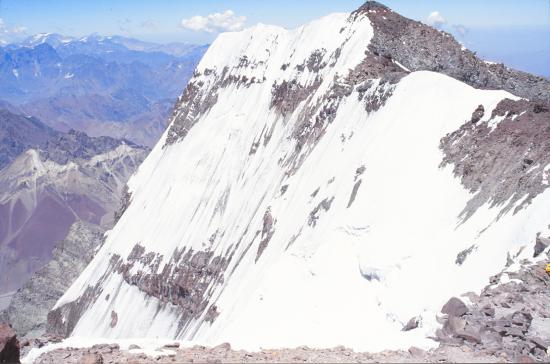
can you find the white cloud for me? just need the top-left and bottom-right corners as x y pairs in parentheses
(453, 24), (469, 37)
(426, 11), (447, 28)
(0, 18), (28, 42)
(140, 19), (158, 29)
(11, 26), (28, 34)
(181, 10), (246, 33)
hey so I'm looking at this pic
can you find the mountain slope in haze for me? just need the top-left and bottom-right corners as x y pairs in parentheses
(0, 110), (57, 169)
(47, 1), (550, 359)
(0, 109), (149, 297)
(0, 35), (207, 146)
(0, 221), (104, 338)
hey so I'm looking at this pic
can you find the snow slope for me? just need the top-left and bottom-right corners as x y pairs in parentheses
(52, 8), (550, 353)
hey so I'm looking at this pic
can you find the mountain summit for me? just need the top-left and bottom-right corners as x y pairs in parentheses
(47, 1), (550, 355)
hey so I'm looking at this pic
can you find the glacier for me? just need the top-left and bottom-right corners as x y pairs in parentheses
(49, 3), (550, 353)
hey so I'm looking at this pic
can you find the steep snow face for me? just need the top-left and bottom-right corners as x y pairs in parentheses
(52, 10), (550, 352)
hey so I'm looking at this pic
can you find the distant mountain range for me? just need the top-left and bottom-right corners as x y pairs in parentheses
(16, 33), (206, 58)
(0, 33), (208, 146)
(0, 33), (203, 338)
(0, 108), (148, 298)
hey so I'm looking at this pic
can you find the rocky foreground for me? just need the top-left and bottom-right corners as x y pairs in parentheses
(23, 253), (550, 364)
(29, 343), (515, 364)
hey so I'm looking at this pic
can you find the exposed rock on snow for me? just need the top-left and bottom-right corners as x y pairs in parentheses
(48, 245), (232, 337)
(436, 252), (550, 362)
(440, 99), (550, 220)
(441, 297), (468, 317)
(533, 235), (549, 258)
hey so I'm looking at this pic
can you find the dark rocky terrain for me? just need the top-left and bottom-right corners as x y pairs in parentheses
(435, 251), (550, 362)
(30, 344), (505, 363)
(441, 99), (550, 221)
(356, 1), (550, 102)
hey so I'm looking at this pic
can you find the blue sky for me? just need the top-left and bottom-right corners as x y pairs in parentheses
(0, 0), (548, 76)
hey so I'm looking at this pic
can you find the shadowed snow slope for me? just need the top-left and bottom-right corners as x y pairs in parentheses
(50, 4), (550, 353)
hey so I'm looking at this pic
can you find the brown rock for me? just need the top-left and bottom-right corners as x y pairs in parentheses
(79, 353), (104, 364)
(455, 329), (481, 344)
(470, 105), (485, 123)
(402, 316), (421, 331)
(408, 346), (425, 357)
(441, 297), (468, 317)
(163, 342), (180, 349)
(213, 342), (231, 352)
(110, 311), (118, 328)
(533, 236), (550, 257)
(446, 316), (466, 334)
(515, 354), (535, 363)
(529, 337), (548, 351)
(0, 324), (20, 364)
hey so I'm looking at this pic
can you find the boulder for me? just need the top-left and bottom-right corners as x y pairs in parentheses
(0, 323), (20, 364)
(407, 346), (425, 357)
(80, 353), (103, 364)
(402, 316), (421, 331)
(455, 329), (481, 344)
(441, 297), (468, 317)
(529, 337), (548, 351)
(533, 236), (550, 257)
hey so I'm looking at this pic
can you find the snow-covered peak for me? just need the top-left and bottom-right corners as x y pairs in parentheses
(20, 33), (74, 48)
(50, 2), (550, 354)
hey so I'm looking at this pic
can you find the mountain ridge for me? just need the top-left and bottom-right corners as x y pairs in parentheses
(39, 1), (550, 361)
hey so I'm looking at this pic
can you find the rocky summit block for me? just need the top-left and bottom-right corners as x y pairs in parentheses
(0, 323), (20, 364)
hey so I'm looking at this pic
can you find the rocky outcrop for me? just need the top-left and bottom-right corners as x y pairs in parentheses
(356, 1), (550, 102)
(48, 243), (232, 338)
(0, 222), (104, 338)
(534, 235), (550, 258)
(40, 129), (143, 165)
(441, 297), (468, 317)
(34, 341), (536, 363)
(440, 99), (550, 220)
(164, 78), (219, 146)
(255, 208), (276, 262)
(113, 186), (132, 224)
(0, 324), (20, 364)
(270, 77), (323, 118)
(436, 252), (550, 362)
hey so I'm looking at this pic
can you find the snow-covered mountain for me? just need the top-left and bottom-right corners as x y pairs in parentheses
(48, 1), (550, 353)
(16, 33), (207, 59)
